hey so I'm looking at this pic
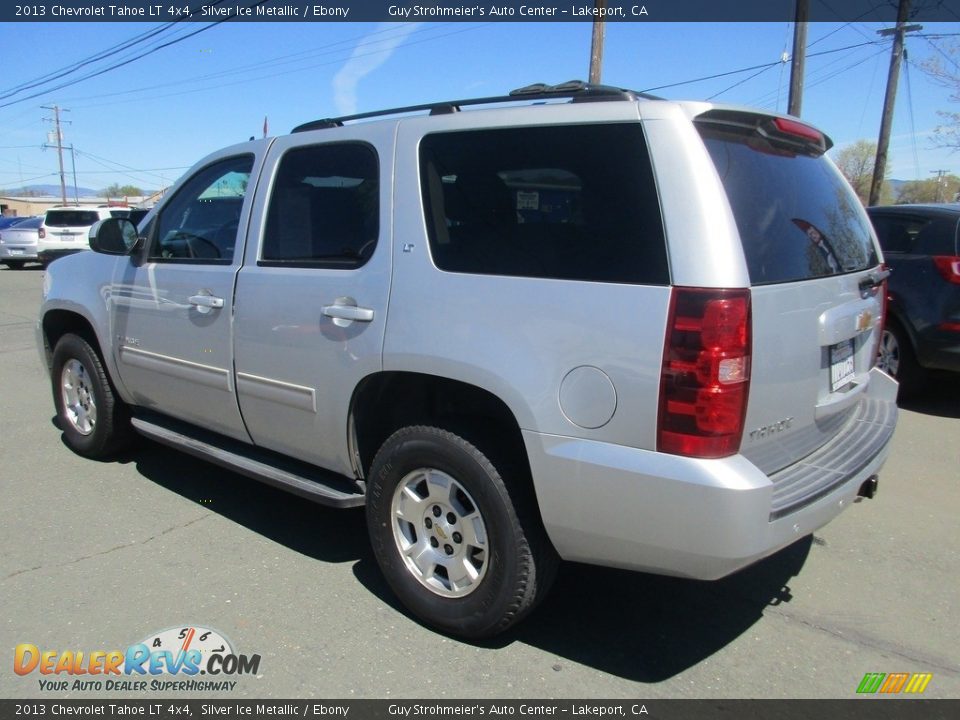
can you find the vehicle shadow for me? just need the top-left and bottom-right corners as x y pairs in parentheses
(109, 436), (812, 683)
(898, 373), (960, 419)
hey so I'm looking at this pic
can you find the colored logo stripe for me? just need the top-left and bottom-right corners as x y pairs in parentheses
(904, 673), (933, 694)
(880, 673), (910, 693)
(857, 672), (932, 694)
(857, 673), (885, 694)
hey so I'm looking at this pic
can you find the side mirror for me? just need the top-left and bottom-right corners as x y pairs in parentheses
(89, 218), (141, 255)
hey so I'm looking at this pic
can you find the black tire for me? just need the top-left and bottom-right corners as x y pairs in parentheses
(877, 320), (924, 399)
(4, 260), (24, 270)
(366, 425), (558, 639)
(51, 333), (132, 458)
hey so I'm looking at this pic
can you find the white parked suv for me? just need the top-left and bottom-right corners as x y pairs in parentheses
(38, 205), (133, 266)
(37, 82), (898, 638)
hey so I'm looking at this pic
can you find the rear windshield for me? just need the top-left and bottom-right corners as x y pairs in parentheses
(698, 121), (878, 285)
(12, 216), (43, 229)
(45, 210), (100, 227)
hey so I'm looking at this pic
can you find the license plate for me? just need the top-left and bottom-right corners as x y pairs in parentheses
(829, 339), (855, 392)
(8, 249), (23, 255)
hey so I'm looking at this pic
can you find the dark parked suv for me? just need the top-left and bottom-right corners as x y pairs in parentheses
(867, 204), (960, 395)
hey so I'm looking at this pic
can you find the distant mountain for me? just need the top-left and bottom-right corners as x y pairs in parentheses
(1, 184), (100, 197)
(888, 179), (907, 195)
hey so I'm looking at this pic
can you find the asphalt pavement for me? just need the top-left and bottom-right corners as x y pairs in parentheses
(1, 265), (957, 700)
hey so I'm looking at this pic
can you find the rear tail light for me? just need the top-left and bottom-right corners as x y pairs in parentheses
(658, 288), (751, 459)
(38, 227), (45, 239)
(871, 268), (889, 369)
(932, 256), (960, 285)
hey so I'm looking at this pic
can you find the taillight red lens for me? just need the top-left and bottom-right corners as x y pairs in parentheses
(932, 256), (960, 285)
(658, 288), (751, 459)
(872, 269), (889, 369)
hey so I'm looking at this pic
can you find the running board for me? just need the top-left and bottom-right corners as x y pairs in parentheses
(130, 415), (365, 508)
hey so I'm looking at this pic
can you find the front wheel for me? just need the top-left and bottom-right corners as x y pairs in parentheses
(51, 333), (132, 458)
(366, 426), (557, 639)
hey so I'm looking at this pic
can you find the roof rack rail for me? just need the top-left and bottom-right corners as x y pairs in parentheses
(291, 80), (658, 133)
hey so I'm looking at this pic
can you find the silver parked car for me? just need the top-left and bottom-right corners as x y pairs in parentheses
(0, 216), (43, 268)
(37, 82), (897, 638)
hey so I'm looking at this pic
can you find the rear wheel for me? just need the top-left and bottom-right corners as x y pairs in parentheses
(877, 320), (923, 399)
(52, 333), (132, 458)
(3, 260), (24, 270)
(366, 425), (557, 638)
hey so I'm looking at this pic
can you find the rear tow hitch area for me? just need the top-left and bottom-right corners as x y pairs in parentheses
(856, 475), (879, 501)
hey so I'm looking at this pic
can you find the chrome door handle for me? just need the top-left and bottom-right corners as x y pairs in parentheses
(322, 302), (374, 325)
(188, 294), (224, 309)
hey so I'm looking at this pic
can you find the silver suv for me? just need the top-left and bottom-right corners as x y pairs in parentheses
(37, 83), (897, 638)
(38, 205), (133, 266)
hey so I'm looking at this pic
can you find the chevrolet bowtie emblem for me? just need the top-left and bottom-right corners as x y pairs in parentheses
(856, 310), (874, 333)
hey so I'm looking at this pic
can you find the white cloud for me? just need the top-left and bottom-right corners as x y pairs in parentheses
(333, 23), (422, 116)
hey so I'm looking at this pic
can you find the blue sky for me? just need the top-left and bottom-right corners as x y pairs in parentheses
(0, 19), (957, 194)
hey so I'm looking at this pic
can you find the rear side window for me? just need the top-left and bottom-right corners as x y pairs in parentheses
(868, 213), (930, 254)
(698, 118), (878, 284)
(419, 124), (668, 285)
(261, 142), (379, 267)
(45, 211), (99, 227)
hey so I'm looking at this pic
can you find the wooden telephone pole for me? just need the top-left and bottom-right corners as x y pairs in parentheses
(588, 0), (606, 84)
(788, 0), (809, 117)
(869, 0), (922, 206)
(41, 105), (69, 205)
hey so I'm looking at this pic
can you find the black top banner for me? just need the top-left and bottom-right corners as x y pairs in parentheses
(4, 0), (960, 23)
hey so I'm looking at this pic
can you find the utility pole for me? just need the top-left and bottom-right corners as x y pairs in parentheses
(788, 0), (808, 116)
(588, 0), (606, 84)
(41, 104), (70, 205)
(930, 169), (949, 203)
(869, 0), (922, 206)
(69, 144), (79, 203)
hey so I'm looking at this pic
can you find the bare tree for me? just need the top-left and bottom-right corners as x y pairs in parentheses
(920, 40), (960, 150)
(833, 140), (892, 205)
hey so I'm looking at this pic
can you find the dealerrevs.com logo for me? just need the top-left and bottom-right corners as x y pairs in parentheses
(14, 625), (260, 692)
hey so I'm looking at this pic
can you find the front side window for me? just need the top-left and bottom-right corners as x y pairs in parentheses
(149, 155), (253, 263)
(261, 143), (379, 267)
(419, 124), (668, 285)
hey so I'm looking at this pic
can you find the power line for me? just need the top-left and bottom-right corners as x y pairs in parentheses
(708, 64), (779, 101)
(62, 24), (495, 111)
(640, 40), (880, 95)
(0, 2), (270, 110)
(57, 23), (479, 108)
(0, 22), (182, 101)
(903, 56), (922, 179)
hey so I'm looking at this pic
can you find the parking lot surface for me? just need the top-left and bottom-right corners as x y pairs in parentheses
(1, 266), (958, 699)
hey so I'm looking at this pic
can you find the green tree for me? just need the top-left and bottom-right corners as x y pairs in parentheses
(832, 140), (892, 205)
(102, 183), (143, 197)
(896, 175), (960, 204)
